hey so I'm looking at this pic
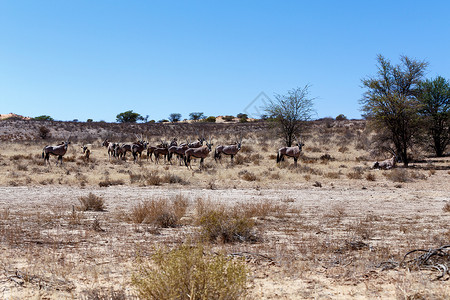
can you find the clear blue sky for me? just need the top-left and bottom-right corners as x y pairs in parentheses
(1, 1), (449, 122)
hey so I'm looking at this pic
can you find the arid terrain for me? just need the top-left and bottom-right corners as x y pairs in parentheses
(0, 119), (449, 299)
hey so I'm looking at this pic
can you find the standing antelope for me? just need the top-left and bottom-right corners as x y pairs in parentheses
(214, 138), (242, 164)
(102, 139), (117, 160)
(132, 140), (148, 163)
(276, 138), (304, 166)
(146, 141), (167, 162)
(188, 137), (205, 148)
(168, 143), (189, 165)
(42, 139), (71, 166)
(184, 138), (213, 169)
(82, 145), (91, 162)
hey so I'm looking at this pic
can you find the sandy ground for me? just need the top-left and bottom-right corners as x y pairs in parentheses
(1, 177), (449, 299)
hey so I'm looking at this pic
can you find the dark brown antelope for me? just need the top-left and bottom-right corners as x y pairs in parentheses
(42, 139), (71, 166)
(184, 138), (213, 169)
(146, 141), (167, 161)
(102, 139), (117, 160)
(214, 138), (242, 164)
(132, 140), (148, 163)
(153, 140), (170, 164)
(82, 145), (91, 162)
(188, 137), (205, 148)
(168, 143), (189, 165)
(276, 137), (304, 166)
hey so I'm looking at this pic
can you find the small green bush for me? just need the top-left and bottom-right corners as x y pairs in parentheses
(132, 244), (247, 300)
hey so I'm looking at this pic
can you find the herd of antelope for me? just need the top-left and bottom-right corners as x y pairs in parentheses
(41, 133), (399, 170)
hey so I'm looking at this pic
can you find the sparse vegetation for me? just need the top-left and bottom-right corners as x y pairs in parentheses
(132, 244), (247, 300)
(79, 192), (106, 211)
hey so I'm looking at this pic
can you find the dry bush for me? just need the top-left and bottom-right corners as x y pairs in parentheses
(130, 196), (188, 227)
(365, 173), (376, 181)
(410, 171), (427, 180)
(346, 167), (364, 179)
(81, 288), (127, 300)
(385, 169), (410, 182)
(325, 172), (340, 179)
(132, 244), (247, 300)
(239, 145), (254, 153)
(238, 170), (257, 181)
(79, 193), (106, 211)
(98, 179), (125, 187)
(195, 198), (258, 243)
(443, 202), (450, 213)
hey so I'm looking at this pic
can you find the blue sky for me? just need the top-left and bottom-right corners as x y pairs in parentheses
(1, 1), (449, 122)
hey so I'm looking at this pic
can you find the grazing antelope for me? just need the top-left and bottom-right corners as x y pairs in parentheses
(82, 145), (91, 162)
(214, 138), (242, 164)
(184, 138), (213, 169)
(102, 139), (117, 160)
(42, 139), (71, 166)
(154, 146), (169, 164)
(373, 155), (397, 170)
(146, 141), (167, 161)
(276, 137), (304, 166)
(168, 143), (189, 165)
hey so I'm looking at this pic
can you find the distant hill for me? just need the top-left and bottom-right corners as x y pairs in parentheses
(0, 113), (31, 120)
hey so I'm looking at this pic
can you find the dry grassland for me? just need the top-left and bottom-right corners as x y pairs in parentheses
(0, 119), (449, 299)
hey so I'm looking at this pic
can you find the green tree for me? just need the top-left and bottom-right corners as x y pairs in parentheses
(169, 113), (182, 123)
(34, 115), (54, 121)
(204, 116), (216, 122)
(264, 85), (315, 146)
(335, 114), (347, 121)
(189, 112), (205, 121)
(116, 110), (144, 123)
(360, 54), (428, 166)
(417, 76), (450, 157)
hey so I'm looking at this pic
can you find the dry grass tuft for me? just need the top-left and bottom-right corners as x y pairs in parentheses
(132, 244), (247, 300)
(79, 193), (106, 211)
(443, 202), (450, 213)
(130, 196), (188, 227)
(385, 169), (410, 182)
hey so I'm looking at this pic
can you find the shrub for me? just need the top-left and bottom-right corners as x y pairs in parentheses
(385, 169), (410, 182)
(443, 202), (450, 213)
(132, 244), (247, 300)
(238, 170), (257, 181)
(204, 116), (216, 123)
(195, 200), (258, 243)
(223, 115), (235, 122)
(79, 193), (106, 211)
(38, 126), (51, 139)
(130, 196), (188, 227)
(98, 179), (125, 187)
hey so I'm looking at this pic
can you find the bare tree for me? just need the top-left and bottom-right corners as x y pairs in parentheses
(264, 85), (315, 146)
(360, 54), (428, 166)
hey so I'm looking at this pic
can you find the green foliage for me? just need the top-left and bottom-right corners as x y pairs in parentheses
(264, 85), (315, 146)
(189, 112), (205, 121)
(132, 244), (247, 300)
(335, 114), (347, 121)
(116, 110), (144, 123)
(223, 115), (235, 122)
(360, 54), (428, 166)
(417, 76), (450, 157)
(34, 115), (54, 121)
(204, 116), (216, 123)
(169, 113), (182, 122)
(86, 118), (93, 122)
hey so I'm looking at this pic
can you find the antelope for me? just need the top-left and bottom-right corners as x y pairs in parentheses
(188, 137), (205, 148)
(184, 138), (213, 169)
(168, 143), (189, 165)
(373, 155), (397, 170)
(42, 138), (71, 166)
(146, 141), (167, 161)
(102, 139), (117, 160)
(276, 137), (304, 166)
(214, 138), (242, 164)
(82, 145), (91, 162)
(132, 140), (148, 163)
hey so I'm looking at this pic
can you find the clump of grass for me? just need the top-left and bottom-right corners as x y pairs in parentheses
(443, 202), (450, 213)
(79, 193), (106, 211)
(347, 167), (364, 179)
(98, 179), (124, 187)
(365, 173), (376, 181)
(130, 196), (188, 227)
(195, 199), (258, 243)
(132, 244), (247, 300)
(385, 169), (410, 182)
(238, 170), (257, 181)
